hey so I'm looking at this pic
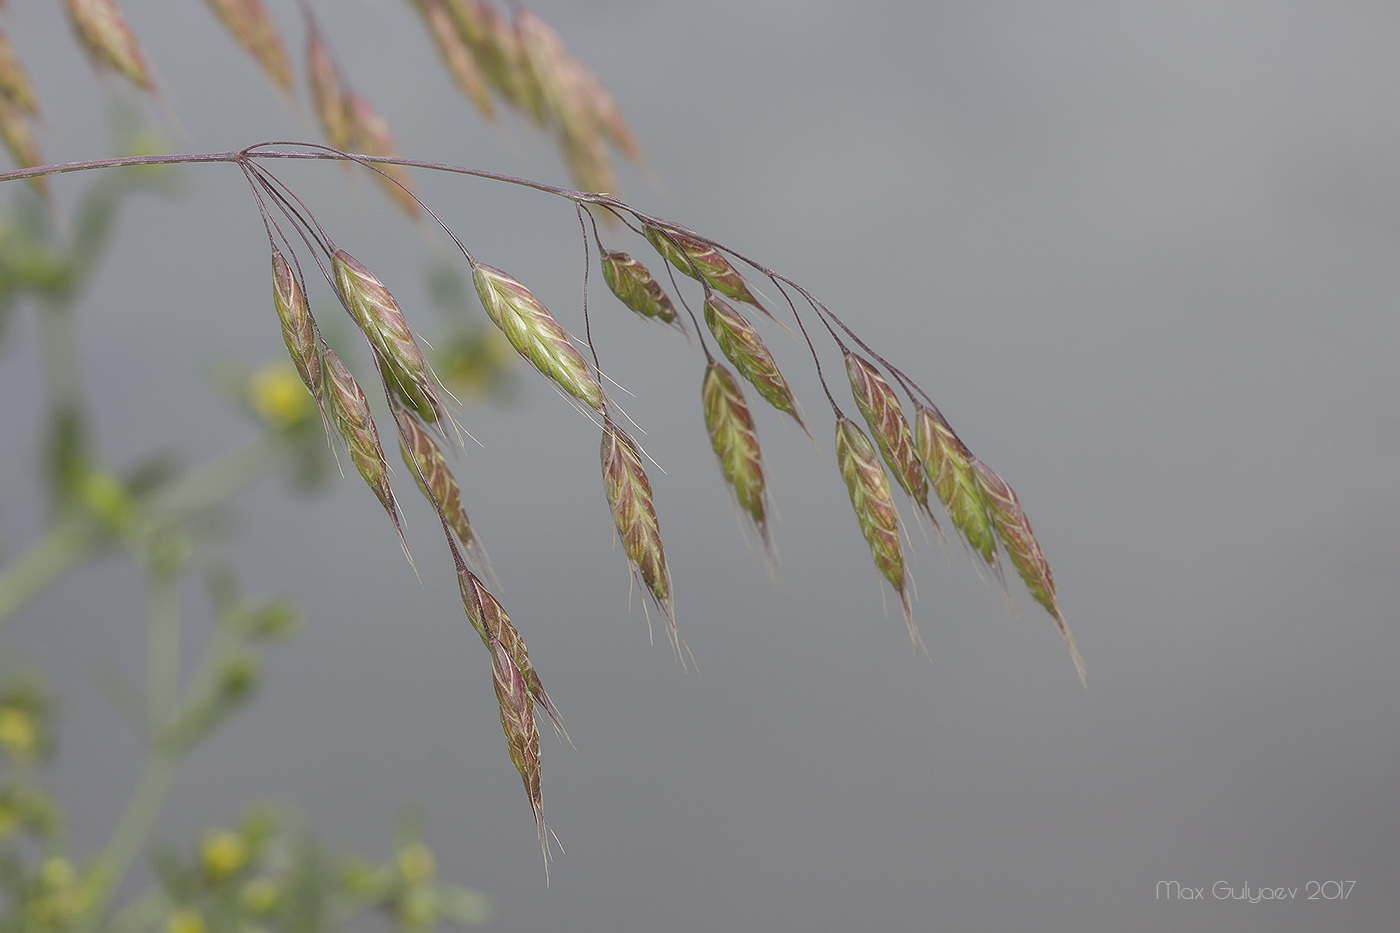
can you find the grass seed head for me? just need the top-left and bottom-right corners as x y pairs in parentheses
(845, 353), (936, 527)
(702, 361), (769, 550)
(201, 0), (292, 95)
(600, 250), (679, 328)
(836, 415), (924, 655)
(703, 295), (808, 436)
(0, 29), (38, 115)
(488, 636), (548, 864)
(63, 0), (153, 90)
(472, 263), (606, 413)
(642, 223), (764, 310)
(344, 93), (420, 218)
(409, 0), (493, 117)
(914, 405), (999, 568)
(972, 458), (1085, 686)
(600, 418), (681, 659)
(305, 18), (349, 150)
(331, 249), (445, 426)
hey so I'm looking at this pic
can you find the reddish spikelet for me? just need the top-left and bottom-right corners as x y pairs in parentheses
(488, 636), (548, 867)
(642, 223), (769, 316)
(344, 93), (420, 218)
(600, 417), (682, 660)
(972, 458), (1085, 687)
(331, 249), (445, 426)
(914, 405), (999, 570)
(0, 29), (39, 115)
(600, 250), (679, 328)
(0, 99), (48, 203)
(398, 409), (489, 573)
(845, 353), (938, 530)
(409, 0), (493, 117)
(63, 0), (153, 90)
(201, 0), (292, 95)
(703, 295), (809, 437)
(472, 263), (606, 413)
(322, 345), (409, 560)
(835, 416), (924, 656)
(305, 16), (349, 150)
(701, 361), (770, 550)
(270, 249), (328, 433)
(458, 568), (566, 739)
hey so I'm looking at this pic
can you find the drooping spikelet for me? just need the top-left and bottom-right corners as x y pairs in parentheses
(971, 458), (1085, 686)
(321, 345), (408, 558)
(472, 262), (606, 413)
(600, 250), (679, 328)
(487, 636), (548, 867)
(458, 567), (565, 738)
(408, 0), (493, 117)
(703, 295), (808, 437)
(305, 15), (349, 150)
(642, 223), (767, 314)
(835, 415), (924, 656)
(913, 405), (999, 570)
(331, 249), (444, 426)
(600, 417), (681, 659)
(63, 0), (153, 90)
(845, 352), (938, 529)
(398, 408), (488, 573)
(0, 29), (38, 115)
(701, 361), (770, 550)
(344, 92), (420, 218)
(201, 0), (292, 95)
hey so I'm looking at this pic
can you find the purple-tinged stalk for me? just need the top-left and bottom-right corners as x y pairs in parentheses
(321, 345), (410, 560)
(642, 223), (767, 314)
(472, 262), (606, 413)
(600, 417), (682, 661)
(836, 415), (925, 656)
(63, 0), (153, 90)
(344, 93), (420, 218)
(488, 636), (548, 870)
(845, 353), (939, 531)
(408, 0), (493, 117)
(701, 361), (770, 551)
(399, 410), (489, 574)
(331, 249), (445, 426)
(270, 249), (328, 432)
(971, 458), (1086, 687)
(0, 29), (38, 115)
(201, 0), (292, 95)
(458, 568), (565, 739)
(703, 295), (809, 438)
(600, 250), (679, 329)
(305, 17), (349, 151)
(914, 405), (999, 571)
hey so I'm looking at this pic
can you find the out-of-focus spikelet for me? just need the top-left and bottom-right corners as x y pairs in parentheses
(201, 0), (292, 95)
(972, 458), (1085, 686)
(702, 361), (770, 550)
(703, 295), (807, 436)
(600, 250), (679, 328)
(836, 415), (924, 655)
(845, 352), (937, 529)
(63, 0), (153, 90)
(472, 262), (606, 413)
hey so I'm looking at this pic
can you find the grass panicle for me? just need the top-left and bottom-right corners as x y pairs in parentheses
(835, 415), (924, 656)
(703, 295), (808, 437)
(322, 345), (409, 560)
(472, 262), (606, 413)
(599, 250), (679, 328)
(914, 404), (999, 570)
(344, 93), (420, 218)
(331, 249), (445, 426)
(701, 361), (770, 551)
(399, 409), (489, 573)
(600, 417), (682, 661)
(0, 28), (38, 115)
(458, 567), (566, 739)
(201, 0), (292, 95)
(971, 458), (1085, 687)
(63, 0), (153, 91)
(642, 222), (766, 313)
(409, 0), (494, 117)
(487, 636), (548, 868)
(845, 352), (938, 530)
(305, 15), (350, 151)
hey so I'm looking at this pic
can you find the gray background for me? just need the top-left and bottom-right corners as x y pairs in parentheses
(2, 1), (1397, 930)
